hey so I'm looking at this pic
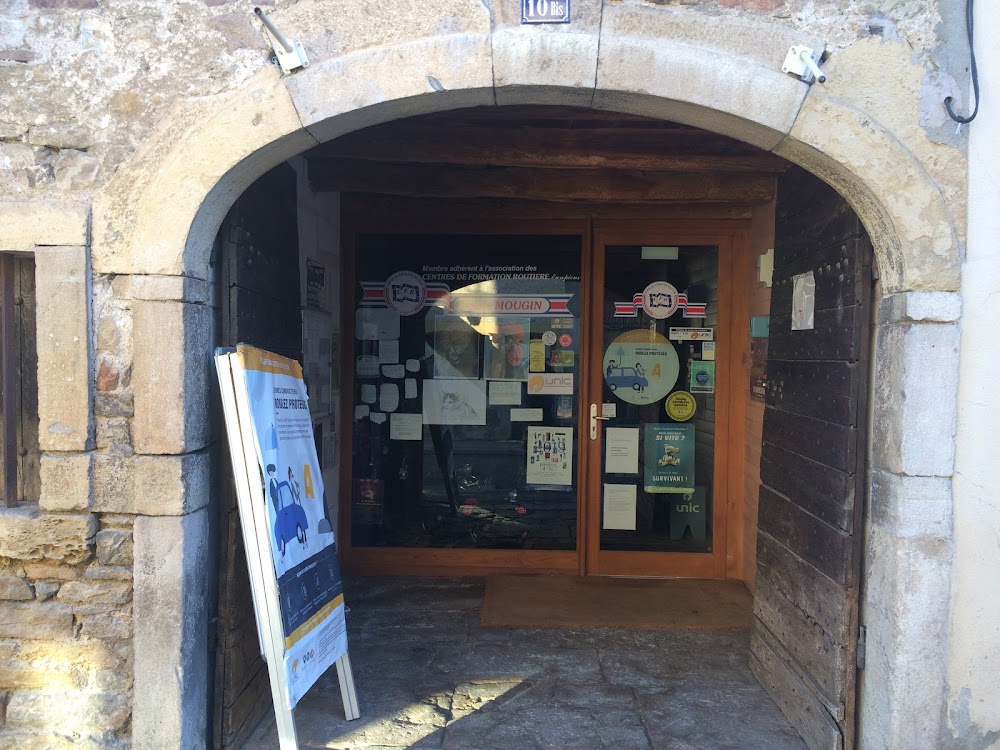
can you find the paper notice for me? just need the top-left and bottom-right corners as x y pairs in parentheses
(382, 364), (405, 379)
(603, 484), (637, 530)
(356, 355), (379, 378)
(354, 405), (370, 420)
(378, 340), (400, 364)
(605, 428), (639, 474)
(510, 407), (543, 422)
(389, 413), (423, 441)
(602, 402), (617, 418)
(379, 383), (399, 413)
(404, 378), (417, 399)
(369, 412), (386, 424)
(489, 381), (521, 406)
(529, 339), (546, 372)
(525, 426), (574, 487)
(360, 384), (377, 404)
(405, 358), (421, 372)
(792, 271), (816, 331)
(702, 342), (716, 361)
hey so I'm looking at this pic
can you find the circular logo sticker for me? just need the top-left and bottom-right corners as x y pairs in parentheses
(641, 281), (680, 319)
(559, 333), (573, 347)
(603, 329), (679, 406)
(542, 330), (557, 346)
(383, 270), (426, 316)
(665, 391), (697, 421)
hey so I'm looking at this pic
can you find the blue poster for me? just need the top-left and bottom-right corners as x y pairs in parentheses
(643, 423), (695, 494)
(238, 345), (348, 708)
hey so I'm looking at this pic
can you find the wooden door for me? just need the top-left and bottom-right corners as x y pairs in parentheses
(213, 164), (302, 750)
(749, 167), (873, 750)
(584, 221), (749, 578)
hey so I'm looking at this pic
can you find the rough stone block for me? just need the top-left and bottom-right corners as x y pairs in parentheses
(879, 291), (962, 324)
(870, 470), (953, 540)
(0, 602), (75, 640)
(57, 580), (132, 605)
(83, 565), (132, 581)
(22, 563), (78, 582)
(92, 454), (133, 513)
(872, 322), (960, 477)
(95, 530), (133, 567)
(77, 608), (132, 640)
(133, 509), (210, 750)
(0, 201), (89, 252)
(0, 656), (77, 690)
(286, 35), (495, 145)
(860, 522), (951, 748)
(130, 274), (212, 304)
(132, 300), (213, 455)
(0, 507), (97, 564)
(6, 691), (130, 738)
(33, 582), (59, 601)
(0, 574), (33, 601)
(491, 0), (601, 106)
(39, 453), (93, 512)
(94, 392), (134, 418)
(134, 452), (210, 516)
(52, 149), (100, 191)
(593, 2), (812, 150)
(35, 246), (94, 452)
(26, 123), (94, 150)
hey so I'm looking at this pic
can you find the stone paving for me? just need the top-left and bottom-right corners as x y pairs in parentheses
(245, 577), (807, 750)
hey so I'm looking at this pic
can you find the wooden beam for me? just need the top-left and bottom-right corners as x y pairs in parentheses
(310, 160), (777, 203)
(309, 125), (788, 172)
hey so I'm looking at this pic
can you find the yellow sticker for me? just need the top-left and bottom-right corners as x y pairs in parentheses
(665, 391), (697, 421)
(529, 339), (547, 372)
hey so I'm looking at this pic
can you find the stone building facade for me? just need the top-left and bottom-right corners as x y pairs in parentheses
(0, 0), (997, 749)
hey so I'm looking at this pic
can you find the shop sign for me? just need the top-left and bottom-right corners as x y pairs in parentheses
(522, 0), (570, 24)
(613, 283), (707, 319)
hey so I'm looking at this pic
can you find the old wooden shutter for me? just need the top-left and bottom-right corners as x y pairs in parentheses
(212, 163), (302, 749)
(750, 166), (873, 750)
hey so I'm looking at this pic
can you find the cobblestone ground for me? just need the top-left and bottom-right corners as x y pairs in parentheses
(245, 577), (807, 750)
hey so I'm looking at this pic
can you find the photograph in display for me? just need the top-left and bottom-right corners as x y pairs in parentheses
(422, 379), (488, 425)
(483, 317), (530, 381)
(432, 315), (482, 379)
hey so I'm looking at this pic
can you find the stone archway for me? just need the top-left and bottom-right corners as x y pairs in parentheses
(87, 2), (963, 747)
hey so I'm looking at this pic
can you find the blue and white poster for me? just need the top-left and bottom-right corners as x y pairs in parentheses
(237, 345), (348, 708)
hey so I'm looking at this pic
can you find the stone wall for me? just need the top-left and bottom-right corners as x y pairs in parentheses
(0, 0), (978, 748)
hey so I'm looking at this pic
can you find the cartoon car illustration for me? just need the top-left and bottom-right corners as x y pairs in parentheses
(606, 366), (648, 392)
(273, 481), (308, 555)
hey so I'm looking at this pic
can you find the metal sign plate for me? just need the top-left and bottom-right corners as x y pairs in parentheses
(521, 0), (570, 24)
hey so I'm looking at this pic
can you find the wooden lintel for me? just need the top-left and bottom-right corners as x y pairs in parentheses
(308, 125), (789, 173)
(310, 160), (777, 204)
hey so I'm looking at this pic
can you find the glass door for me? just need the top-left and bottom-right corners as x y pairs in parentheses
(584, 226), (738, 578)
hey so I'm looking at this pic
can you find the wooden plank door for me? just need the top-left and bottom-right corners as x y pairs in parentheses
(749, 167), (873, 750)
(213, 163), (302, 750)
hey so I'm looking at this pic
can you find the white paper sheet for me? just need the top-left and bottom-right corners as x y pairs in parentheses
(360, 384), (377, 404)
(488, 381), (522, 406)
(792, 271), (816, 331)
(525, 426), (574, 487)
(603, 484), (637, 530)
(379, 383), (399, 413)
(389, 413), (423, 441)
(355, 308), (400, 341)
(605, 428), (640, 474)
(354, 405), (370, 420)
(404, 378), (418, 399)
(378, 340), (400, 364)
(422, 379), (487, 425)
(510, 408), (543, 422)
(602, 402), (617, 418)
(405, 358), (421, 372)
(369, 412), (386, 424)
(382, 364), (405, 379)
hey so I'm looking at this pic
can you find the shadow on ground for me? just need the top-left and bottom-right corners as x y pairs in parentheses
(245, 577), (807, 750)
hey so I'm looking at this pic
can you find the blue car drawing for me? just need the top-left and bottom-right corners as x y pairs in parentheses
(273, 481), (308, 555)
(607, 366), (648, 392)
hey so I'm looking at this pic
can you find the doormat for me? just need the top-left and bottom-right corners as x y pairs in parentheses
(480, 575), (752, 631)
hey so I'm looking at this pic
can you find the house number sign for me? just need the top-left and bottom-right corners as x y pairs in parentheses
(521, 0), (570, 24)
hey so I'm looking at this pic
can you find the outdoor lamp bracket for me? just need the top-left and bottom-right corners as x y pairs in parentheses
(254, 7), (309, 76)
(782, 45), (826, 84)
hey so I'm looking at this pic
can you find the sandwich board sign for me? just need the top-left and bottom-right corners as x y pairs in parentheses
(215, 345), (359, 748)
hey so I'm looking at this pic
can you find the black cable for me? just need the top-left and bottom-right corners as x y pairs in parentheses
(945, 0), (979, 124)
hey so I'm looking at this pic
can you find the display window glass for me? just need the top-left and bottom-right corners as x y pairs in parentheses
(350, 234), (582, 550)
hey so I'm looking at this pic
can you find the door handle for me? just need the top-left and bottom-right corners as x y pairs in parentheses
(590, 403), (609, 440)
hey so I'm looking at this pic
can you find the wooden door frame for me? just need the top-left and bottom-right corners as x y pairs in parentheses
(339, 212), (750, 579)
(584, 220), (750, 579)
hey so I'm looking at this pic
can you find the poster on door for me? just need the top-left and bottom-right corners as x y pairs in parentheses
(643, 423), (695, 494)
(526, 425), (574, 487)
(603, 329), (679, 405)
(228, 346), (348, 708)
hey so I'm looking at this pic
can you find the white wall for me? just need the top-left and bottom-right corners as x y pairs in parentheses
(948, 1), (1000, 745)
